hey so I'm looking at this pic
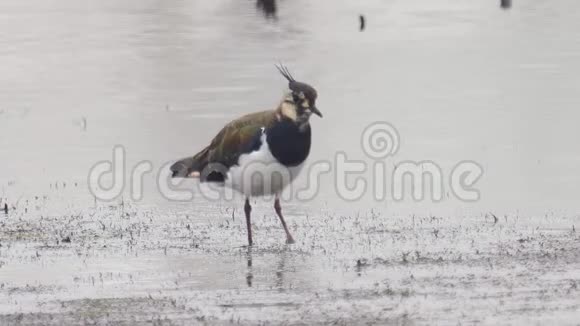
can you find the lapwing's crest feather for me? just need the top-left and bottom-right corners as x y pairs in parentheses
(276, 64), (295, 84)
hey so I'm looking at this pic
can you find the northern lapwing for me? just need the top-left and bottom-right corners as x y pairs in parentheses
(170, 65), (322, 246)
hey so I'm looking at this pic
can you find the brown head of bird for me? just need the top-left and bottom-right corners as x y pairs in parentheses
(276, 65), (322, 130)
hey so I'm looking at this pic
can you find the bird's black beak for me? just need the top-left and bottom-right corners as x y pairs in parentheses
(311, 107), (323, 118)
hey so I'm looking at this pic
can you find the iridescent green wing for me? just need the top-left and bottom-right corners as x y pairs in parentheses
(206, 110), (277, 168)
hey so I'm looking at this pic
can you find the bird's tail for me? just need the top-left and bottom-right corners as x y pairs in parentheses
(170, 147), (209, 178)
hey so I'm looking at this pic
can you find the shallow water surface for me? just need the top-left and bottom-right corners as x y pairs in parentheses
(1, 0), (580, 324)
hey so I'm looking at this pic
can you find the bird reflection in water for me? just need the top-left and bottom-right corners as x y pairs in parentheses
(256, 0), (277, 20)
(244, 247), (290, 289)
(275, 249), (289, 290)
(246, 247), (254, 287)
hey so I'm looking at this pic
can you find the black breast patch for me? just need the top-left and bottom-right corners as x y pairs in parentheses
(265, 120), (311, 167)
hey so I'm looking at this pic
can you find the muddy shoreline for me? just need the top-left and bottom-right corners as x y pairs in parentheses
(1, 202), (579, 325)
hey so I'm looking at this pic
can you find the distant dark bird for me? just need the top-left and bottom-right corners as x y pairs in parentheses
(3, 203), (7, 215)
(170, 65), (322, 246)
(359, 15), (366, 31)
(256, 0), (277, 19)
(500, 0), (512, 9)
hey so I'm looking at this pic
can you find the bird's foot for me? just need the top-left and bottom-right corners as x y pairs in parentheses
(285, 237), (295, 245)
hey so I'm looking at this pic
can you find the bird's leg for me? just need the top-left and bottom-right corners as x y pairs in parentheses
(274, 197), (295, 244)
(244, 198), (253, 246)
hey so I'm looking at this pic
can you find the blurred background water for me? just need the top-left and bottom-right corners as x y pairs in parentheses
(1, 0), (579, 218)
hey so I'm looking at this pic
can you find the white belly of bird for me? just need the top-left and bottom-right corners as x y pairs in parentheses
(225, 133), (304, 197)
